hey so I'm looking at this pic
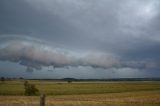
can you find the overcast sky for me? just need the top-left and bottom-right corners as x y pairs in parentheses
(0, 0), (160, 79)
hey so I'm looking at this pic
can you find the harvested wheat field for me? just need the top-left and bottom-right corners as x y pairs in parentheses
(0, 80), (160, 106)
(0, 91), (160, 106)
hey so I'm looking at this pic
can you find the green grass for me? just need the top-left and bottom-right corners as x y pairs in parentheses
(0, 80), (160, 96)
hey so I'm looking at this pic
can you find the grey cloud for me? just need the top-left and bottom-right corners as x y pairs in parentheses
(1, 0), (160, 52)
(26, 67), (34, 73)
(121, 61), (160, 70)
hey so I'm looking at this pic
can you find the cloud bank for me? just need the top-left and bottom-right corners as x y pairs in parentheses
(0, 36), (120, 71)
(0, 36), (159, 72)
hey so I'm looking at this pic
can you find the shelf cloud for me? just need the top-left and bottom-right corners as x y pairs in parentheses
(0, 36), (120, 71)
(0, 36), (159, 72)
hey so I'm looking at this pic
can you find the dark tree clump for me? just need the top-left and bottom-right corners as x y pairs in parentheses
(67, 80), (72, 83)
(24, 81), (39, 95)
(1, 77), (5, 82)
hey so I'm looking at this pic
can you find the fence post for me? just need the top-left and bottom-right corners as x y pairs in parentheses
(40, 94), (45, 106)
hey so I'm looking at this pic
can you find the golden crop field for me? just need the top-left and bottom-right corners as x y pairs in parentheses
(0, 80), (160, 106)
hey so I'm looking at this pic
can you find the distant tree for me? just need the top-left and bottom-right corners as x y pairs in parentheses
(1, 77), (5, 82)
(67, 80), (72, 83)
(19, 77), (24, 80)
(63, 78), (76, 83)
(24, 81), (39, 95)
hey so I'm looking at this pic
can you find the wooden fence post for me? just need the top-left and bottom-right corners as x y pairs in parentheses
(40, 94), (45, 106)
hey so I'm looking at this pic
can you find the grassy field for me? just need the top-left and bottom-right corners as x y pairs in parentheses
(0, 80), (160, 106)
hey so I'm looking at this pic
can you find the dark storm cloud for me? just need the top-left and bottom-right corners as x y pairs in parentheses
(1, 0), (160, 50)
(0, 0), (160, 78)
(0, 0), (80, 46)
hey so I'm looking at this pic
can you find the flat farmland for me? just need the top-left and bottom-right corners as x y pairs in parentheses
(0, 80), (160, 106)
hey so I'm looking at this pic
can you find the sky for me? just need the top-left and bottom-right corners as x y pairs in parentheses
(0, 0), (160, 79)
